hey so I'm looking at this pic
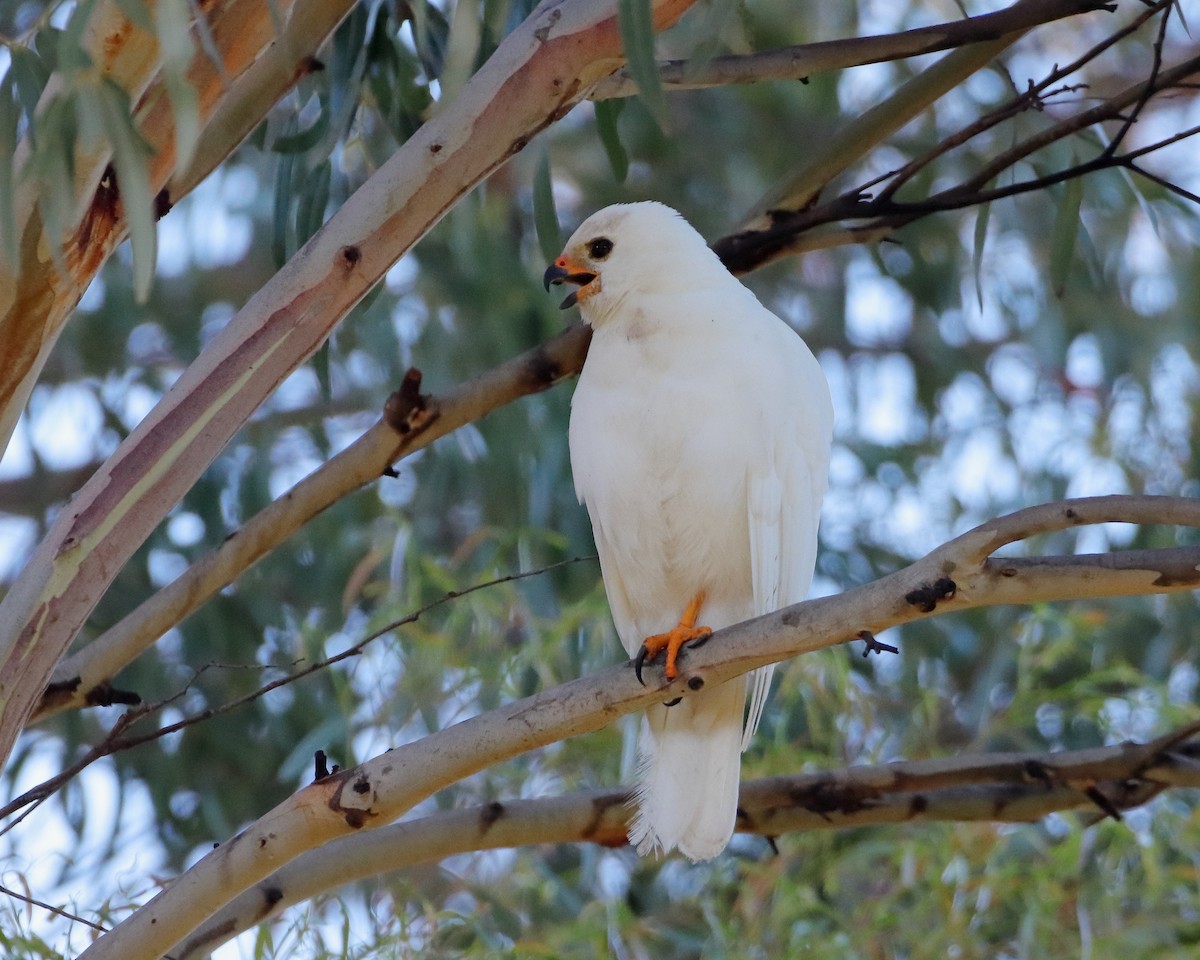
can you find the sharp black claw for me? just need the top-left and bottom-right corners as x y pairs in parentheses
(634, 646), (649, 686)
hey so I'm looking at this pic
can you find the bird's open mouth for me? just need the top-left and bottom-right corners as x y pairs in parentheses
(543, 264), (598, 309)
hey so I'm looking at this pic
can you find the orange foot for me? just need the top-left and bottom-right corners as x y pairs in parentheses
(634, 591), (713, 685)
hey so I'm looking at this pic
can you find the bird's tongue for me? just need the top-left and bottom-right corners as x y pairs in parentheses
(559, 273), (597, 309)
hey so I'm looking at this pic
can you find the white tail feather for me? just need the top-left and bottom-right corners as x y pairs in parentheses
(629, 679), (746, 861)
(741, 664), (775, 751)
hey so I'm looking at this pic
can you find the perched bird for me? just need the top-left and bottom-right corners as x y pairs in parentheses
(544, 202), (834, 860)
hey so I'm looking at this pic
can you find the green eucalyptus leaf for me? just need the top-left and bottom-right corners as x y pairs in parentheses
(264, 0), (286, 36)
(0, 77), (18, 267)
(272, 104), (331, 154)
(313, 340), (332, 403)
(532, 147), (561, 264)
(617, 0), (667, 129)
(272, 146), (297, 267)
(188, 0), (226, 80)
(34, 26), (63, 74)
(60, 0), (100, 75)
(972, 198), (991, 310)
(1094, 125), (1161, 235)
(8, 45), (52, 118)
(94, 79), (157, 301)
(111, 0), (154, 31)
(1049, 174), (1084, 299)
(594, 99), (628, 184)
(327, 4), (368, 143)
(155, 0), (200, 169)
(411, 0), (451, 81)
(33, 95), (79, 262)
(296, 160), (332, 245)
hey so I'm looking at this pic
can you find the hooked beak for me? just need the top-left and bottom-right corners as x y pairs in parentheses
(543, 257), (598, 310)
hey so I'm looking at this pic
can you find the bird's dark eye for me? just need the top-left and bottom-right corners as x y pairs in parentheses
(587, 237), (613, 260)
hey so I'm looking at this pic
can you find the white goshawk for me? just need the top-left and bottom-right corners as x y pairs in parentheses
(545, 202), (834, 860)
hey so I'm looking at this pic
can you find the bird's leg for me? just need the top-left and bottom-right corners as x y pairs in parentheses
(634, 591), (713, 684)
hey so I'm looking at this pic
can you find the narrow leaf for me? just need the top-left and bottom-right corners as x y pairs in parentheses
(9, 46), (52, 118)
(532, 146), (561, 264)
(112, 0), (154, 31)
(412, 1), (451, 81)
(272, 148), (296, 267)
(972, 199), (991, 310)
(617, 0), (667, 129)
(95, 80), (158, 301)
(1049, 175), (1084, 299)
(1175, 0), (1190, 37)
(60, 0), (100, 75)
(594, 99), (628, 184)
(32, 96), (78, 262)
(0, 77), (19, 267)
(272, 103), (331, 154)
(1093, 124), (1159, 235)
(155, 0), (200, 169)
(313, 341), (332, 402)
(188, 0), (227, 80)
(34, 26), (63, 74)
(296, 161), (332, 244)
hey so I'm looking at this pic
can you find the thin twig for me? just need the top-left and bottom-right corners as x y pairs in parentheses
(1, 558), (595, 826)
(875, 0), (1168, 204)
(1104, 0), (1173, 155)
(715, 46), (1200, 271)
(589, 0), (1119, 99)
(0, 882), (109, 934)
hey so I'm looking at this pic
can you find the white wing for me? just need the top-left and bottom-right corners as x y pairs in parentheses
(743, 322), (833, 748)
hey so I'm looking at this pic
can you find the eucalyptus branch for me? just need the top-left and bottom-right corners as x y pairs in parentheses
(173, 723), (1200, 959)
(589, 0), (1116, 100)
(74, 495), (1200, 960)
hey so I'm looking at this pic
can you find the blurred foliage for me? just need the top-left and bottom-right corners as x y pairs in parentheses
(1, 0), (1200, 957)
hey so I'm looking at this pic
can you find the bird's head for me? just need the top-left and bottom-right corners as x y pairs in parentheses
(543, 202), (725, 326)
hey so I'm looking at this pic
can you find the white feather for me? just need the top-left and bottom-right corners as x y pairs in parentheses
(564, 202), (833, 860)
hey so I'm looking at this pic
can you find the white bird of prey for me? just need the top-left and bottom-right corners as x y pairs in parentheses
(544, 202), (834, 860)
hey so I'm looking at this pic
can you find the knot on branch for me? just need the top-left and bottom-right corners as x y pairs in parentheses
(84, 680), (142, 708)
(383, 368), (436, 441)
(904, 577), (957, 613)
(790, 779), (879, 820)
(313, 749), (340, 781)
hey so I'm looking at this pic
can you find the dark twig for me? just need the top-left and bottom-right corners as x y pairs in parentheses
(0, 882), (109, 934)
(716, 41), (1200, 273)
(874, 0), (1166, 205)
(1104, 0), (1173, 155)
(856, 629), (900, 657)
(1127, 160), (1200, 204)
